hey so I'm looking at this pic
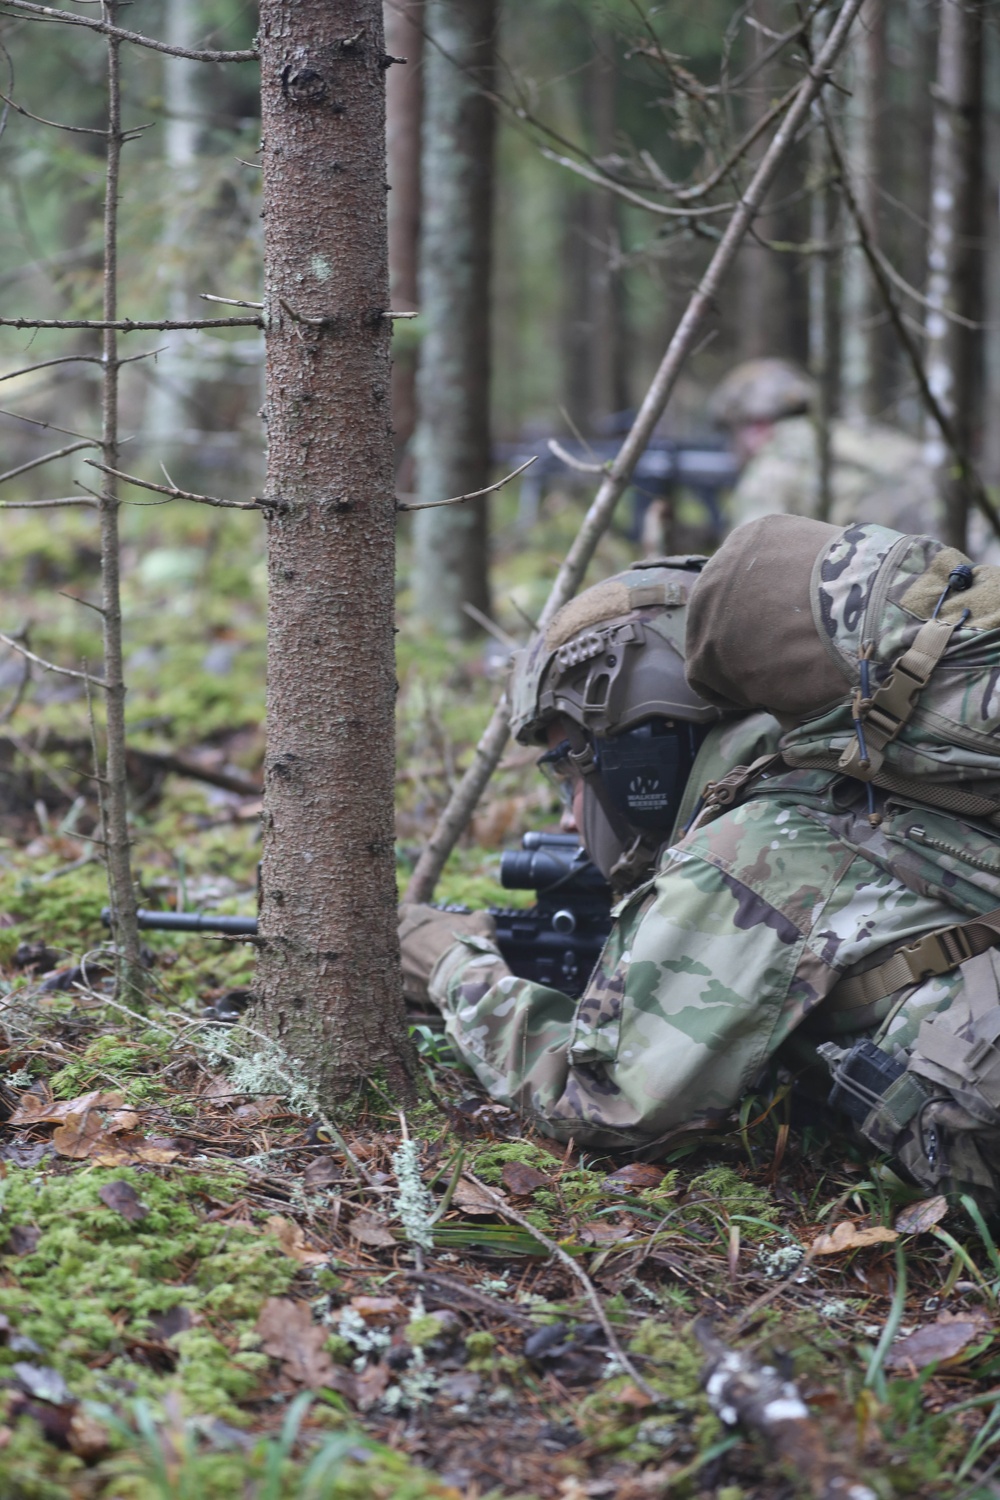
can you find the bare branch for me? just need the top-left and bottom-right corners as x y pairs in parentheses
(0, 496), (98, 508)
(0, 1), (257, 60)
(0, 407), (98, 442)
(0, 315), (262, 331)
(0, 84), (109, 135)
(200, 292), (264, 310)
(0, 633), (29, 727)
(865, 238), (987, 331)
(538, 147), (736, 218)
(547, 439), (606, 475)
(819, 101), (1000, 540)
(0, 630), (105, 686)
(460, 603), (518, 651)
(84, 460), (260, 512)
(0, 440), (98, 485)
(0, 349), (164, 383)
(396, 456), (537, 512)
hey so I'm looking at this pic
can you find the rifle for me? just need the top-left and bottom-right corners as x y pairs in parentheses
(105, 833), (613, 1001)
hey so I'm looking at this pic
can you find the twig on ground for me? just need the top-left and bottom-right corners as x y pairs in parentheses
(696, 1319), (876, 1500)
(462, 1169), (659, 1400)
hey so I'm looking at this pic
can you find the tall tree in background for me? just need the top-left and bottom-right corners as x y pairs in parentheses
(255, 0), (414, 1104)
(563, 28), (627, 434)
(839, 0), (885, 421)
(385, 0), (423, 480)
(923, 0), (984, 550)
(734, 1), (792, 360)
(144, 0), (200, 474)
(411, 0), (496, 638)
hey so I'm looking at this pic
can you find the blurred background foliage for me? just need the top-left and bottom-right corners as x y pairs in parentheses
(0, 0), (997, 938)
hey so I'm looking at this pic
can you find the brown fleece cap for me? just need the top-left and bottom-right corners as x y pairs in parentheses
(685, 514), (849, 721)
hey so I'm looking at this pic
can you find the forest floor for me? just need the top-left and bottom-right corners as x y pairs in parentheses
(0, 494), (999, 1499)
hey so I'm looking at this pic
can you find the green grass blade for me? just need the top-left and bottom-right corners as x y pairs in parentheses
(865, 1240), (908, 1394)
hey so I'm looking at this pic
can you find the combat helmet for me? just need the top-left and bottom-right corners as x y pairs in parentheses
(509, 558), (721, 884)
(707, 358), (817, 428)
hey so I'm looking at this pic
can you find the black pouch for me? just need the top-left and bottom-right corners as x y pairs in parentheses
(826, 1040), (907, 1126)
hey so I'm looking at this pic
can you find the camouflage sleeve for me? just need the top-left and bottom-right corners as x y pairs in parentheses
(429, 794), (964, 1149)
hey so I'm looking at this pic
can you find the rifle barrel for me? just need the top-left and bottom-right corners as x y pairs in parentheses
(102, 907), (258, 935)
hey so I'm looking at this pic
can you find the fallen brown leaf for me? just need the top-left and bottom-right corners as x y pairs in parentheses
(67, 1409), (110, 1461)
(452, 1176), (504, 1216)
(501, 1161), (551, 1197)
(5, 1226), (40, 1255)
(10, 1087), (123, 1128)
(256, 1297), (338, 1388)
(811, 1221), (898, 1256)
(600, 1163), (667, 1192)
(233, 1096), (284, 1126)
(349, 1295), (406, 1324)
(51, 1109), (105, 1160)
(347, 1210), (396, 1248)
(354, 1360), (391, 1412)
(303, 1156), (340, 1190)
(894, 1196), (949, 1235)
(885, 1310), (992, 1372)
(98, 1180), (148, 1224)
(265, 1215), (329, 1266)
(579, 1220), (633, 1246)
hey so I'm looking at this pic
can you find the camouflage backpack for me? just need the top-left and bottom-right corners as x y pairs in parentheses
(688, 515), (1000, 1207)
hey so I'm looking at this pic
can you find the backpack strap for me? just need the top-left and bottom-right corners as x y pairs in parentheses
(838, 617), (962, 781)
(824, 905), (1000, 1024)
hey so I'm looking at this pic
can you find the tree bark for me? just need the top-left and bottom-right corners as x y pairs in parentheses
(411, 0), (495, 639)
(735, 0), (791, 360)
(839, 0), (885, 421)
(100, 0), (145, 1002)
(143, 0), (200, 476)
(255, 0), (415, 1105)
(922, 0), (984, 550)
(385, 0), (422, 480)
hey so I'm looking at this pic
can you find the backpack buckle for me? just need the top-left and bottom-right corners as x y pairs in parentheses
(900, 925), (974, 982)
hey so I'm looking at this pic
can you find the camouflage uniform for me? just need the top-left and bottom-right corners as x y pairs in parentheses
(728, 414), (944, 538)
(428, 759), (961, 1149)
(423, 521), (1000, 1203)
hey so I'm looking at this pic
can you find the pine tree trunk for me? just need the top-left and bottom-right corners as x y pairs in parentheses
(585, 33), (627, 426)
(735, 0), (792, 359)
(840, 0), (885, 421)
(411, 0), (495, 638)
(922, 0), (983, 550)
(385, 0), (422, 481)
(143, 0), (200, 475)
(255, 0), (415, 1106)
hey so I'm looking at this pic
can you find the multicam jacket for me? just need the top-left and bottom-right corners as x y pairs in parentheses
(429, 764), (974, 1166)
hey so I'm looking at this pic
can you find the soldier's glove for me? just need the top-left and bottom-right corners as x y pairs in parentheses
(398, 903), (497, 1005)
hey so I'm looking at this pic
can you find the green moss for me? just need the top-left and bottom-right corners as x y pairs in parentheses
(464, 1331), (496, 1358)
(49, 1032), (170, 1098)
(405, 1314), (444, 1348)
(684, 1166), (779, 1237)
(0, 1165), (294, 1423)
